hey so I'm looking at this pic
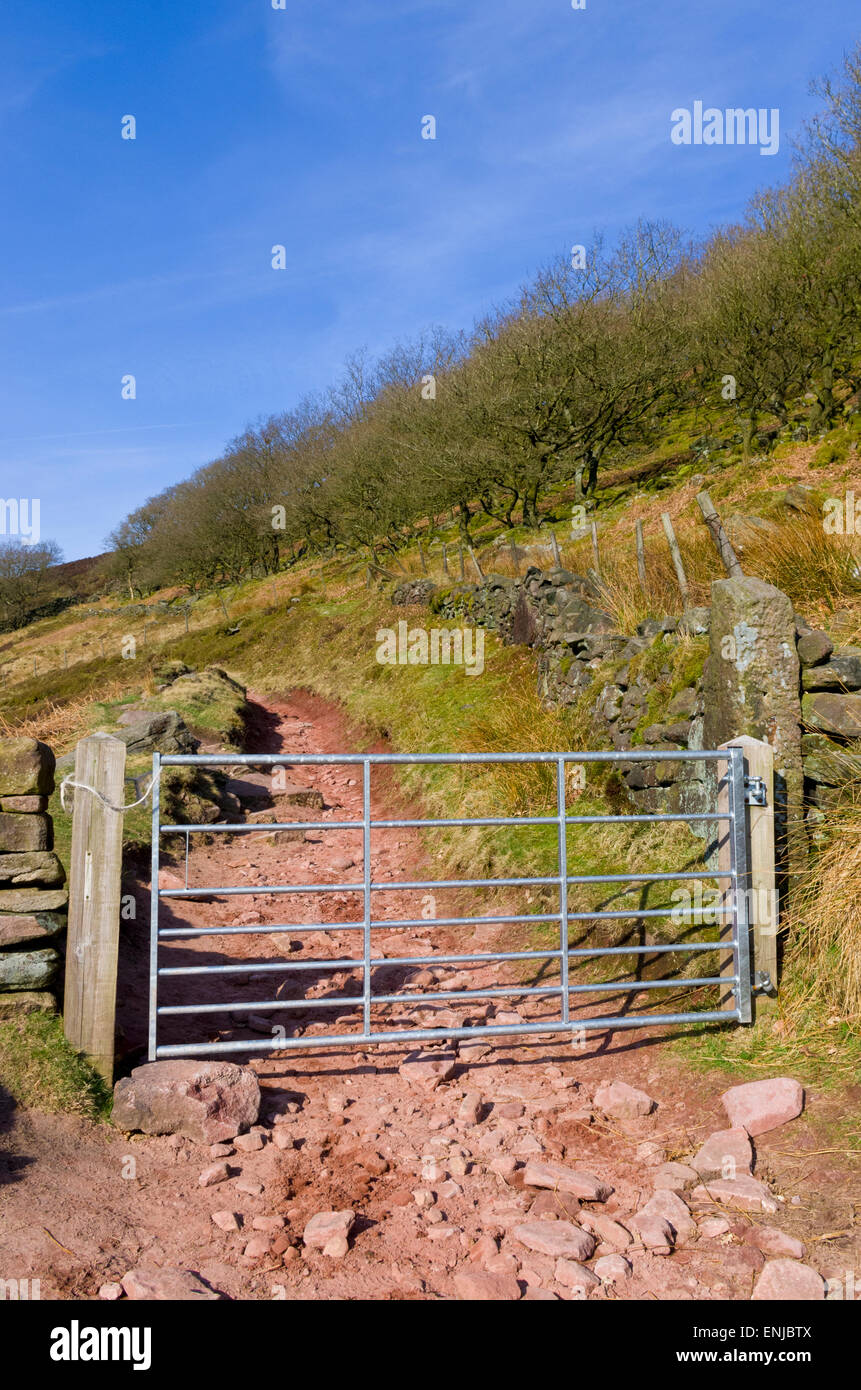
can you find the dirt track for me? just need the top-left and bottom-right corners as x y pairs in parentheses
(0, 690), (858, 1301)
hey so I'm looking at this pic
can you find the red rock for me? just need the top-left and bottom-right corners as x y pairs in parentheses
(513, 1221), (595, 1261)
(303, 1209), (355, 1252)
(635, 1190), (696, 1245)
(453, 1269), (521, 1301)
(234, 1131), (265, 1153)
(594, 1253), (632, 1283)
(629, 1212), (674, 1252)
(653, 1162), (698, 1190)
(198, 1162), (230, 1187)
(522, 1159), (612, 1201)
(578, 1210), (632, 1250)
(121, 1267), (221, 1300)
(690, 1176), (778, 1214)
(98, 1282), (123, 1300)
(243, 1235), (271, 1260)
(593, 1080), (655, 1120)
(112, 1060), (260, 1144)
(752, 1259), (826, 1301)
(691, 1127), (753, 1177)
(745, 1226), (805, 1259)
(720, 1077), (804, 1136)
(211, 1210), (240, 1232)
(554, 1259), (600, 1291)
(398, 1051), (457, 1088)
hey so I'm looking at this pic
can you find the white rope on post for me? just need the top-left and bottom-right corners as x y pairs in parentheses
(60, 766), (162, 814)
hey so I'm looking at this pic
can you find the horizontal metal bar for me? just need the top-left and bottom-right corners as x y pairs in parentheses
(155, 1008), (741, 1056)
(159, 866), (729, 899)
(159, 921), (367, 938)
(157, 972), (729, 1015)
(161, 820), (360, 834)
(162, 810), (732, 834)
(157, 939), (725, 976)
(158, 995), (359, 1016)
(160, 750), (732, 766)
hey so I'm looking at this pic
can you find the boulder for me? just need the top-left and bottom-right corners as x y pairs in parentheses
(801, 649), (861, 691)
(802, 691), (861, 738)
(453, 1269), (521, 1301)
(0, 814), (51, 854)
(0, 947), (59, 991)
(796, 631), (834, 668)
(690, 1176), (778, 1214)
(751, 1259), (826, 1301)
(691, 1127), (754, 1177)
(593, 1079), (655, 1120)
(113, 710), (200, 755)
(632, 1190), (696, 1245)
(303, 1210), (355, 1255)
(0, 990), (57, 1020)
(521, 1159), (612, 1201)
(0, 887), (68, 914)
(112, 1060), (261, 1143)
(512, 1221), (595, 1261)
(720, 1077), (804, 1135)
(0, 739), (55, 797)
(0, 910), (66, 949)
(0, 852), (65, 888)
(121, 1267), (223, 1301)
(593, 1253), (632, 1283)
(0, 796), (48, 813)
(745, 1226), (805, 1259)
(398, 1051), (457, 1088)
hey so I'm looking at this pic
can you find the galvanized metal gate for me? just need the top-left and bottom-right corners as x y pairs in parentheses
(147, 747), (754, 1061)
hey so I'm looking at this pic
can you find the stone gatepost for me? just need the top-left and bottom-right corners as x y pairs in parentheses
(703, 576), (805, 888)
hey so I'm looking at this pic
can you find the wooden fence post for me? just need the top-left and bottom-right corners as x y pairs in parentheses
(635, 520), (647, 594)
(590, 522), (601, 577)
(717, 737), (777, 1020)
(509, 535), (520, 575)
(661, 512), (689, 606)
(458, 542), (465, 581)
(63, 733), (127, 1081)
(696, 490), (744, 578)
(550, 530), (562, 567)
(441, 543), (449, 577)
(468, 545), (485, 582)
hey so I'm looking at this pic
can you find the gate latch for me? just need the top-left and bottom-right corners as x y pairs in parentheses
(753, 970), (776, 995)
(744, 776), (767, 806)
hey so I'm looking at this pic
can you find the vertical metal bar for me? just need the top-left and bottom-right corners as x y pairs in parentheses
(728, 746), (753, 1023)
(363, 757), (372, 1037)
(148, 752), (161, 1060)
(184, 830), (189, 889)
(557, 758), (570, 1024)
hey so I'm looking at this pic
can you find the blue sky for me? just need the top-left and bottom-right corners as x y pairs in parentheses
(0, 0), (858, 560)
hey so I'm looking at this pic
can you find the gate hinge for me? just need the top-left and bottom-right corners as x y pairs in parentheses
(745, 776), (767, 806)
(753, 970), (776, 995)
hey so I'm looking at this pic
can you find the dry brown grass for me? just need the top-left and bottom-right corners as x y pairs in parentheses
(743, 513), (861, 614)
(783, 791), (861, 1027)
(0, 674), (144, 748)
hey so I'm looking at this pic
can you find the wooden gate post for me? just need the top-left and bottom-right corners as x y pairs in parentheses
(718, 736), (777, 1020)
(63, 733), (127, 1081)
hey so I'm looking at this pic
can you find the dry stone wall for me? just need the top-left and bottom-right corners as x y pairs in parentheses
(0, 738), (66, 1020)
(393, 566), (861, 853)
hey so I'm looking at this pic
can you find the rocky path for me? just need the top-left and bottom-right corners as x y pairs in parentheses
(0, 690), (858, 1301)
